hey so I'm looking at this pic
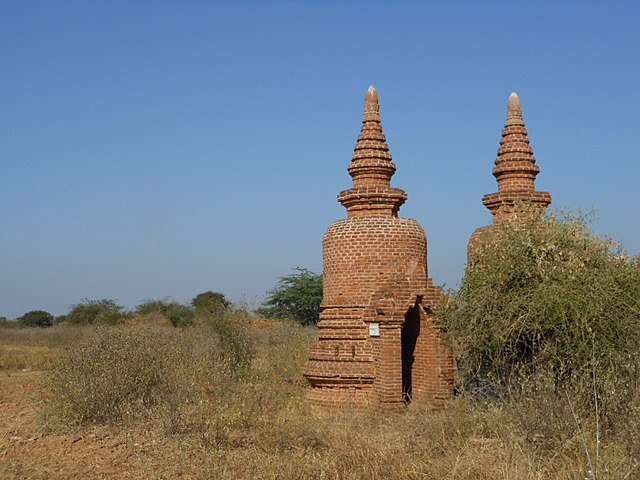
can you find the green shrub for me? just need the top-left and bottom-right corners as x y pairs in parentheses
(191, 291), (231, 318)
(441, 209), (640, 459)
(17, 310), (54, 328)
(259, 268), (323, 325)
(59, 299), (125, 326)
(443, 210), (640, 386)
(135, 299), (195, 327)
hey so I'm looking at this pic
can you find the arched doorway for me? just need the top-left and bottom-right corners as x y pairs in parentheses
(401, 305), (420, 402)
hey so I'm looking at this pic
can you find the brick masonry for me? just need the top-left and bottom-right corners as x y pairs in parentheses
(303, 86), (455, 408)
(468, 92), (552, 260)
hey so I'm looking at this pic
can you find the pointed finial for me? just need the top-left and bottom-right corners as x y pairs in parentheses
(366, 85), (378, 104)
(508, 92), (521, 114)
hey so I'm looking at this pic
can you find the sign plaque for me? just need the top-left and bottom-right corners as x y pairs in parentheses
(369, 322), (380, 337)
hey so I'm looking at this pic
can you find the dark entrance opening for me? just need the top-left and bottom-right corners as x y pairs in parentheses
(401, 305), (420, 402)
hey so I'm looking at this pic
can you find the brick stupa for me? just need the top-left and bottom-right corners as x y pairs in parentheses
(303, 86), (455, 408)
(469, 92), (552, 258)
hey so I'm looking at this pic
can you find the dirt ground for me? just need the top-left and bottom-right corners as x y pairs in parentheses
(0, 370), (198, 479)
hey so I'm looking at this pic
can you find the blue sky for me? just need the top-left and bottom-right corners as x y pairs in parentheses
(1, 1), (639, 319)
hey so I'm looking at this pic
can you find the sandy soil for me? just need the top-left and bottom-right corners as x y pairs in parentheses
(0, 371), (197, 479)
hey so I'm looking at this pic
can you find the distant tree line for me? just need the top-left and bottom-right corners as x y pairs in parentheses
(2, 290), (233, 328)
(3, 268), (325, 329)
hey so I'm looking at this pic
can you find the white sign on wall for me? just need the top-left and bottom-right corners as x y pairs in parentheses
(369, 322), (380, 337)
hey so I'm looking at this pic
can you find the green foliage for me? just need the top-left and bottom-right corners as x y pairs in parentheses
(442, 209), (640, 395)
(60, 299), (125, 326)
(135, 299), (195, 327)
(260, 268), (323, 325)
(191, 291), (231, 318)
(17, 310), (54, 328)
(0, 316), (8, 327)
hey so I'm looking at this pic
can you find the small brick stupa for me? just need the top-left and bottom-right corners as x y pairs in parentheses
(468, 92), (552, 258)
(303, 86), (454, 408)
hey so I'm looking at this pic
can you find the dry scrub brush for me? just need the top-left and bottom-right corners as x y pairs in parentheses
(44, 310), (255, 429)
(442, 208), (640, 478)
(39, 273), (640, 478)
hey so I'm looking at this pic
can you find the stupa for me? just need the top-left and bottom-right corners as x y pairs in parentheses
(303, 86), (455, 408)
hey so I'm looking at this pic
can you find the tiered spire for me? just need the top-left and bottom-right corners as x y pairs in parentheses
(482, 92), (551, 221)
(337, 86), (408, 217)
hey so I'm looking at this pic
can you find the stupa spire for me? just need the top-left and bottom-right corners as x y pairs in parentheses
(337, 86), (408, 217)
(482, 92), (551, 221)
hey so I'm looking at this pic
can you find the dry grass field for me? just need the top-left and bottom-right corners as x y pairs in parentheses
(1, 317), (637, 479)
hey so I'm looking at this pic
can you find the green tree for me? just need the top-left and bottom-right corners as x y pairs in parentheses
(61, 299), (125, 326)
(17, 310), (54, 328)
(441, 210), (640, 392)
(135, 299), (195, 327)
(260, 268), (323, 325)
(191, 291), (231, 318)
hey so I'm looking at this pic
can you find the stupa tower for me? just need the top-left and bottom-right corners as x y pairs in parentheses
(469, 92), (552, 257)
(303, 86), (454, 408)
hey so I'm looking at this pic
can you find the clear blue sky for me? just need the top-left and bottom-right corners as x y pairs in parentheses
(1, 1), (639, 319)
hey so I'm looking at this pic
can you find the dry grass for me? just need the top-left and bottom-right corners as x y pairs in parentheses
(2, 317), (638, 479)
(0, 325), (91, 370)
